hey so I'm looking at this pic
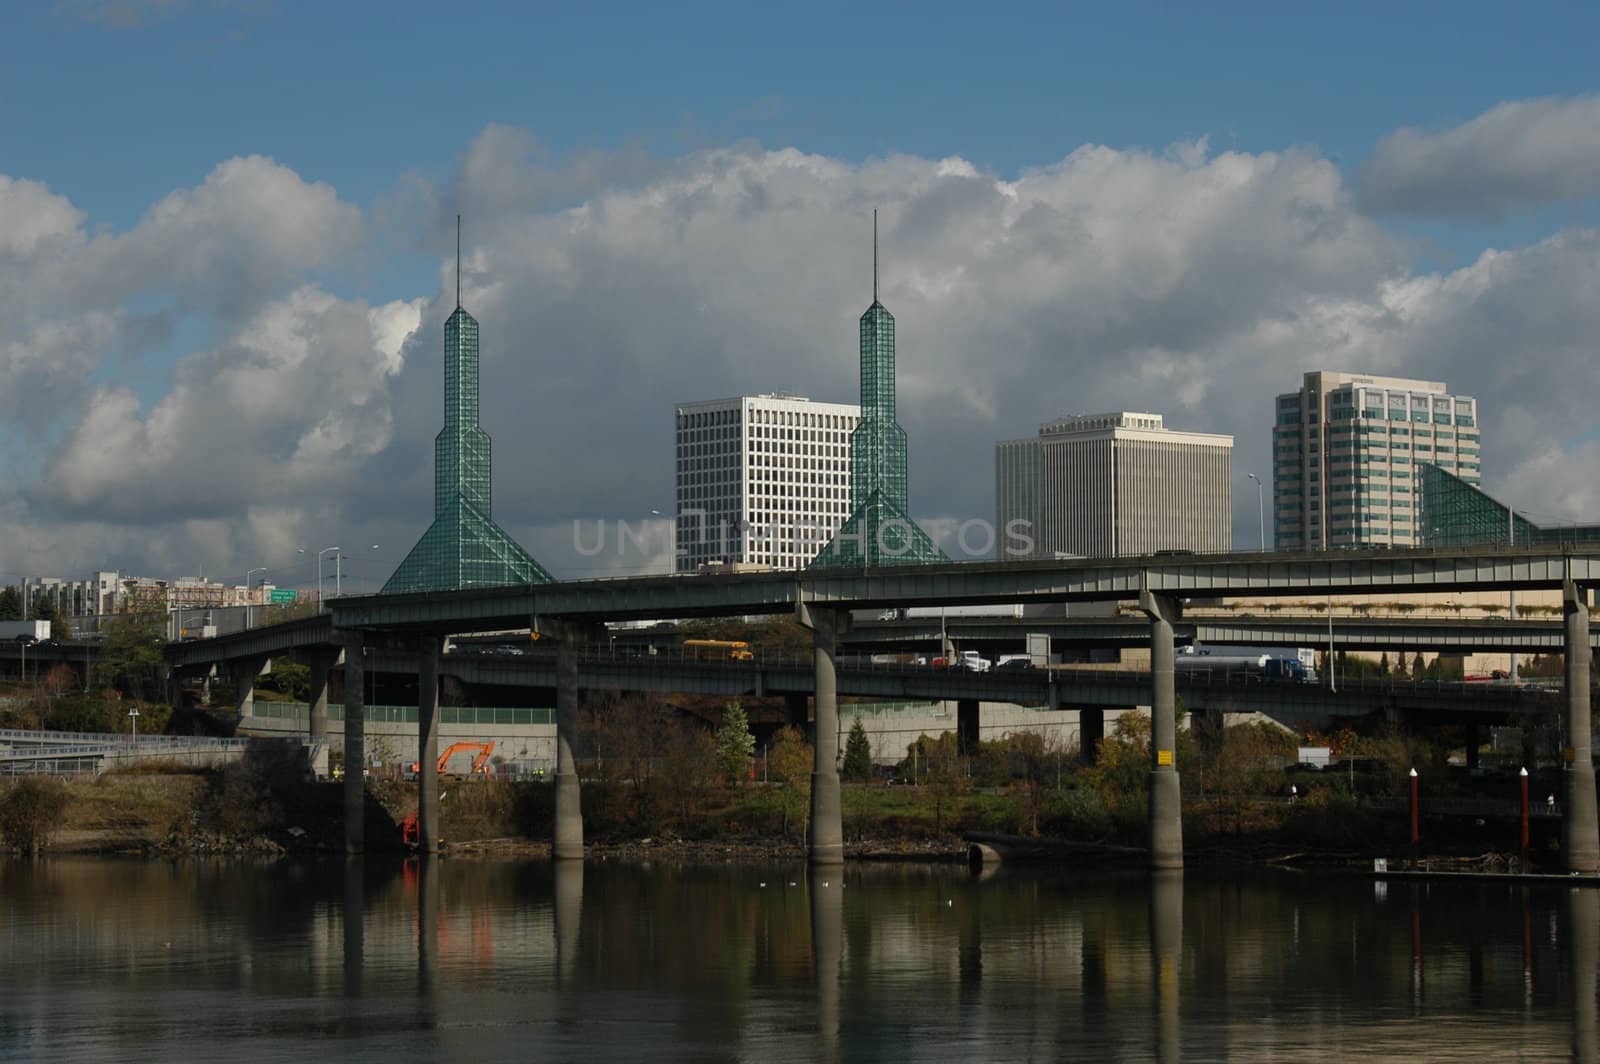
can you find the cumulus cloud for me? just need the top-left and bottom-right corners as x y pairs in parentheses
(7, 129), (1600, 586)
(36, 286), (422, 522)
(1358, 95), (1600, 219)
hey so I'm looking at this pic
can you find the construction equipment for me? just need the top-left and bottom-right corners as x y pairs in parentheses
(409, 740), (496, 778)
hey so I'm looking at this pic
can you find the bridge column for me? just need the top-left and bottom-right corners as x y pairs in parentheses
(1463, 722), (1480, 772)
(1140, 590), (1184, 871)
(308, 647), (337, 744)
(342, 631), (366, 854)
(957, 699), (980, 756)
(797, 602), (847, 865)
(232, 656), (264, 719)
(1563, 580), (1599, 874)
(538, 618), (593, 862)
(417, 636), (441, 855)
(1080, 708), (1105, 765)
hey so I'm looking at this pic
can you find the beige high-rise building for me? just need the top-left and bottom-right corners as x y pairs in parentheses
(995, 412), (1233, 560)
(1273, 371), (1481, 550)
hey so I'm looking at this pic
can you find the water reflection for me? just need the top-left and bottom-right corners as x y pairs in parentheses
(0, 858), (1598, 1061)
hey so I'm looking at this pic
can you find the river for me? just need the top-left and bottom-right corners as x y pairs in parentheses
(0, 857), (1594, 1061)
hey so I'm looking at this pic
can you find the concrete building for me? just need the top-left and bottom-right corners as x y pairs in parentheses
(1273, 371), (1481, 550)
(995, 412), (1234, 559)
(675, 393), (862, 571)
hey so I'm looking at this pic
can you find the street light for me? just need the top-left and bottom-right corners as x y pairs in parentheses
(245, 567), (266, 629)
(1247, 473), (1265, 552)
(316, 546), (340, 610)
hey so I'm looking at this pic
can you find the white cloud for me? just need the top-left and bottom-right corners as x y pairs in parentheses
(6, 130), (1600, 586)
(1359, 95), (1600, 219)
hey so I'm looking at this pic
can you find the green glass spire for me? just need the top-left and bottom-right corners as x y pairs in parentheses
(811, 212), (946, 569)
(383, 218), (552, 593)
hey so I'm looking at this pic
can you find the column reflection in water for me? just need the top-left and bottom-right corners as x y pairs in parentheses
(554, 859), (583, 986)
(810, 869), (843, 1063)
(1150, 871), (1182, 1064)
(1570, 887), (1598, 1062)
(416, 857), (441, 1017)
(342, 858), (363, 999)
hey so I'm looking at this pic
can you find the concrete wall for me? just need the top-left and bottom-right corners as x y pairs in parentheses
(239, 707), (556, 775)
(840, 701), (1090, 764)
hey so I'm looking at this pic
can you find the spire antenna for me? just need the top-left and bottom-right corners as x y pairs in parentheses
(455, 214), (462, 308)
(872, 208), (878, 303)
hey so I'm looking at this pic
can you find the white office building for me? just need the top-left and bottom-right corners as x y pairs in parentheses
(1273, 371), (1481, 550)
(675, 394), (862, 571)
(995, 412), (1234, 559)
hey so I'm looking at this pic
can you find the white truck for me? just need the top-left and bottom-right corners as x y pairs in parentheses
(0, 620), (51, 642)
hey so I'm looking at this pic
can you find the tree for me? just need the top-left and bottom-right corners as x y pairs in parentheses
(28, 597), (71, 642)
(767, 726), (813, 838)
(98, 593), (168, 701)
(713, 700), (755, 784)
(912, 731), (970, 834)
(1412, 652), (1425, 679)
(842, 718), (875, 781)
(1378, 652), (1390, 677)
(0, 586), (20, 622)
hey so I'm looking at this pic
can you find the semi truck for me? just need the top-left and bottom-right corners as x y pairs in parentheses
(1175, 651), (1317, 684)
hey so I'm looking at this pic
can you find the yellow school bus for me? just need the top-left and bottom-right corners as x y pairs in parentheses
(683, 639), (755, 661)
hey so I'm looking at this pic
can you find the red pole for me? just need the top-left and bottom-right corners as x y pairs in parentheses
(1519, 766), (1530, 869)
(1409, 768), (1420, 854)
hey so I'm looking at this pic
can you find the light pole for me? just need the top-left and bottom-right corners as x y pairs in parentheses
(245, 567), (266, 629)
(363, 545), (380, 594)
(1247, 473), (1265, 552)
(316, 546), (340, 611)
(128, 705), (140, 743)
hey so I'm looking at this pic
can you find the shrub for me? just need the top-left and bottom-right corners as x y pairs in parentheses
(0, 777), (70, 853)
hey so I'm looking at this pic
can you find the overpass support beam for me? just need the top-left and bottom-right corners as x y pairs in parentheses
(957, 699), (980, 756)
(1140, 590), (1184, 871)
(307, 647), (338, 744)
(797, 602), (848, 865)
(417, 636), (441, 856)
(1563, 580), (1598, 874)
(537, 618), (598, 862)
(232, 657), (265, 719)
(342, 631), (366, 854)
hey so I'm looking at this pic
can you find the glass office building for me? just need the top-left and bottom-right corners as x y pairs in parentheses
(383, 297), (553, 594)
(1273, 371), (1480, 550)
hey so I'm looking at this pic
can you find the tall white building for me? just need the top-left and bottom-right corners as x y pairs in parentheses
(675, 394), (861, 571)
(995, 412), (1234, 559)
(1273, 371), (1481, 550)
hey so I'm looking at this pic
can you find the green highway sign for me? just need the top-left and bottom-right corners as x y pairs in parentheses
(269, 589), (298, 605)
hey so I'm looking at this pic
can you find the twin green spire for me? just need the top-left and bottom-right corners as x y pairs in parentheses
(382, 217), (553, 594)
(809, 211), (947, 569)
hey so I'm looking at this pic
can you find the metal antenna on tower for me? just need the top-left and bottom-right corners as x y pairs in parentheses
(456, 214), (462, 308)
(873, 209), (878, 303)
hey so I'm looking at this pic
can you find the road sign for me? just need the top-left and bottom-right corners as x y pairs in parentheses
(269, 589), (298, 605)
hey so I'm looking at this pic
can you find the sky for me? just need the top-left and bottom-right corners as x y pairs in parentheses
(3, 0), (1600, 592)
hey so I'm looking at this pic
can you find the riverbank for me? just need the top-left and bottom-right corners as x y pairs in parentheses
(0, 770), (1559, 873)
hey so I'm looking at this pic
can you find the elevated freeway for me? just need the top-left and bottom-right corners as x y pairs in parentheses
(154, 543), (1600, 875)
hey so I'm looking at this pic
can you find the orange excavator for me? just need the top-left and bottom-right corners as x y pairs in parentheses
(408, 741), (496, 778)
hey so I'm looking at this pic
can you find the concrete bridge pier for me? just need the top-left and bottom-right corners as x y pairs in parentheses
(342, 631), (366, 854)
(1140, 590), (1184, 870)
(1563, 579), (1599, 874)
(416, 636), (441, 855)
(537, 617), (597, 861)
(798, 602), (847, 865)
(957, 699), (980, 756)
(232, 656), (266, 718)
(307, 646), (339, 744)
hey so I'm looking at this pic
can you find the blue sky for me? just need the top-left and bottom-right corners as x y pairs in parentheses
(2, 1), (1600, 582)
